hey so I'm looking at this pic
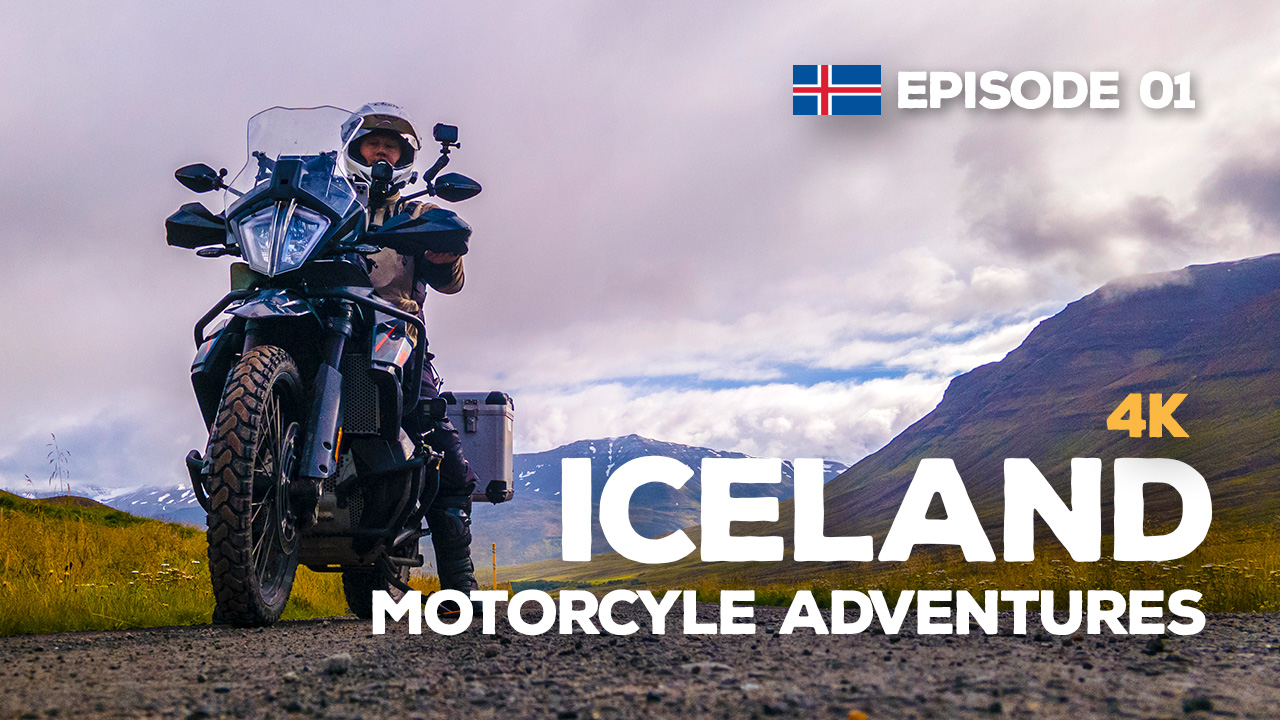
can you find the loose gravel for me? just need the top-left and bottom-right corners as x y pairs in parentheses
(0, 607), (1277, 719)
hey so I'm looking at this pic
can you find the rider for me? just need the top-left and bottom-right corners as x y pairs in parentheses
(340, 102), (479, 596)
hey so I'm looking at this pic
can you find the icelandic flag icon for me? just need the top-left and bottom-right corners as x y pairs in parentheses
(793, 65), (882, 116)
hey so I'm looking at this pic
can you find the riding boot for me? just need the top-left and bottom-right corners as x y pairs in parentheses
(426, 500), (478, 594)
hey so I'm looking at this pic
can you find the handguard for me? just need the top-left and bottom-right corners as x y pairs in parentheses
(368, 207), (471, 256)
(166, 202), (227, 248)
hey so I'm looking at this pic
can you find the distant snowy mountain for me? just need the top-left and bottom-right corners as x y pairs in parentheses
(471, 434), (847, 565)
(36, 434), (846, 568)
(103, 484), (205, 526)
(23, 483), (206, 526)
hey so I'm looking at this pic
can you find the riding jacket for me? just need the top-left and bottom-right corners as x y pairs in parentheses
(366, 195), (464, 318)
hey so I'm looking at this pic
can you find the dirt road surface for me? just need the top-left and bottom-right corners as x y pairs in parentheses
(1, 606), (1278, 719)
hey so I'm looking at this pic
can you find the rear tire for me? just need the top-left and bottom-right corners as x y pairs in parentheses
(342, 566), (412, 619)
(205, 346), (303, 627)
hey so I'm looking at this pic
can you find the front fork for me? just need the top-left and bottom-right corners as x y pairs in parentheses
(284, 300), (355, 528)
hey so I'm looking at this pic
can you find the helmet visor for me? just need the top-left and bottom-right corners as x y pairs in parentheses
(347, 114), (420, 150)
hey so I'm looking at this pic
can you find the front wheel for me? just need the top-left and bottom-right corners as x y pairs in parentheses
(205, 346), (303, 627)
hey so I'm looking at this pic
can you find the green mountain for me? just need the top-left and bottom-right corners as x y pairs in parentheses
(820, 252), (1280, 541)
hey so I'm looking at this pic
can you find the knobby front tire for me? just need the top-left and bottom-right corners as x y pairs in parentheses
(205, 345), (303, 627)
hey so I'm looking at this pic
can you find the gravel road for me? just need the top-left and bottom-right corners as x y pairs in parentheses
(1, 606), (1278, 719)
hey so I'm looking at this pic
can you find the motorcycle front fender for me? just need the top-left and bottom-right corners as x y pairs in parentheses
(227, 288), (319, 320)
(191, 316), (245, 426)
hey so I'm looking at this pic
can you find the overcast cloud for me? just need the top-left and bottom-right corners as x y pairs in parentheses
(2, 1), (1279, 491)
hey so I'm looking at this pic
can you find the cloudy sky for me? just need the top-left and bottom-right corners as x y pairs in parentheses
(2, 1), (1279, 492)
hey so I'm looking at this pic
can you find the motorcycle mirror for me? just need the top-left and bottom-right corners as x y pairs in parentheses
(433, 172), (482, 202)
(175, 163), (224, 193)
(433, 123), (458, 145)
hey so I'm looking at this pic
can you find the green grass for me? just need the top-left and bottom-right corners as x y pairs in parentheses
(0, 491), (441, 635)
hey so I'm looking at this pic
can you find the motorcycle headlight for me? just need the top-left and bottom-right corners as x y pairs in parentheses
(275, 206), (329, 274)
(235, 206), (276, 274)
(231, 202), (331, 276)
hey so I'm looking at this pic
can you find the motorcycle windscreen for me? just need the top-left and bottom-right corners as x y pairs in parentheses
(223, 109), (364, 276)
(224, 106), (357, 214)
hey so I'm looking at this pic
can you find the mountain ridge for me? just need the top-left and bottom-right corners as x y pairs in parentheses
(816, 252), (1280, 542)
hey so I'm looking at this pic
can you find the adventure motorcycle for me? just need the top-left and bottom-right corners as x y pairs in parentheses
(167, 106), (490, 627)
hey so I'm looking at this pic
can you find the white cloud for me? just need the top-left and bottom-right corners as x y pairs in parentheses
(886, 319), (1045, 376)
(513, 375), (948, 465)
(2, 2), (1280, 487)
(0, 397), (201, 492)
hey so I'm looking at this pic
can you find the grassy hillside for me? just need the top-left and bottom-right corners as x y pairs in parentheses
(0, 491), (151, 528)
(0, 491), (438, 635)
(809, 257), (1280, 543)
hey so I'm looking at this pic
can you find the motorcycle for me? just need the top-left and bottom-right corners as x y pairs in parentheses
(166, 106), (493, 627)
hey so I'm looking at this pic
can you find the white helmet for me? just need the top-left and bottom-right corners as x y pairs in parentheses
(341, 102), (422, 186)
